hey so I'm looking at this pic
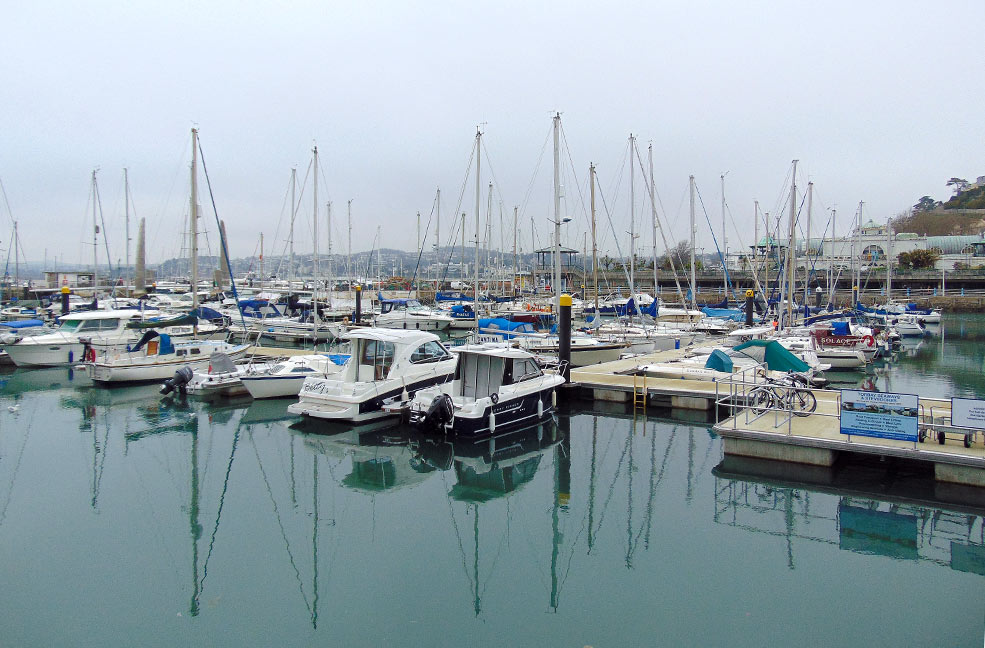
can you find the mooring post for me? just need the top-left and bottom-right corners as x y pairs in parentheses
(745, 289), (754, 326)
(559, 293), (572, 383)
(354, 284), (362, 323)
(61, 285), (70, 316)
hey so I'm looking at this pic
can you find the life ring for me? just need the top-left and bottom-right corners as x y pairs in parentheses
(862, 335), (875, 348)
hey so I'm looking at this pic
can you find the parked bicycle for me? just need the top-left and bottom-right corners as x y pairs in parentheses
(748, 371), (817, 417)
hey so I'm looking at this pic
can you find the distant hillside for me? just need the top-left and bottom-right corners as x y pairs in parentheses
(893, 209), (985, 236)
(943, 184), (985, 210)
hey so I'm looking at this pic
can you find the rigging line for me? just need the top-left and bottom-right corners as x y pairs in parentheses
(199, 424), (241, 594)
(407, 201), (437, 296)
(438, 139), (477, 286)
(693, 183), (737, 299)
(517, 122), (554, 220)
(558, 123), (592, 229)
(250, 430), (313, 615)
(588, 426), (633, 546)
(0, 177), (17, 227)
(197, 138), (248, 331)
(268, 173), (294, 279)
(93, 178), (117, 281)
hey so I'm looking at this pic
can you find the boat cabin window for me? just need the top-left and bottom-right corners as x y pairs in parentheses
(176, 349), (186, 357)
(358, 339), (395, 381)
(502, 357), (540, 385)
(410, 341), (451, 364)
(58, 319), (83, 332)
(190, 348), (200, 355)
(78, 318), (120, 332)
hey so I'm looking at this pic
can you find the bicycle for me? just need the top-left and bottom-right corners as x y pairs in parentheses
(748, 371), (817, 417)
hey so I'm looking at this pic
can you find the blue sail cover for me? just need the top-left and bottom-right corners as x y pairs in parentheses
(239, 300), (282, 318)
(831, 321), (851, 336)
(478, 318), (536, 339)
(701, 307), (745, 322)
(0, 319), (45, 329)
(704, 349), (734, 372)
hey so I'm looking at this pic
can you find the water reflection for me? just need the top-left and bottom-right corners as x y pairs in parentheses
(713, 456), (985, 576)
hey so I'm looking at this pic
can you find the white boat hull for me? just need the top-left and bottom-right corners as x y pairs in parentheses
(241, 374), (310, 399)
(90, 346), (249, 383)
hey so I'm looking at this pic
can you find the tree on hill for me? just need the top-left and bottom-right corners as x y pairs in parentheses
(912, 196), (941, 212)
(947, 177), (970, 195)
(897, 249), (940, 270)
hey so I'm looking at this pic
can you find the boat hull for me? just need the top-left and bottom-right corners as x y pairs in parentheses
(241, 374), (309, 399)
(90, 346), (249, 384)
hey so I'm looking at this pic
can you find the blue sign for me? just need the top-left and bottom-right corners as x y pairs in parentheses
(840, 390), (919, 442)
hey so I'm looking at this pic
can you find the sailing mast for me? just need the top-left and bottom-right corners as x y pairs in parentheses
(648, 145), (659, 305)
(590, 163), (599, 312)
(512, 206), (518, 298)
(552, 113), (562, 311)
(474, 127), (481, 331)
(785, 159), (798, 328)
(347, 200), (353, 300)
(804, 181), (813, 306)
(92, 170), (99, 298)
(312, 145), (320, 335)
(124, 168), (131, 297)
(190, 128), (200, 334)
(628, 134), (636, 308)
(289, 167), (297, 294)
(688, 175), (696, 311)
(721, 173), (727, 297)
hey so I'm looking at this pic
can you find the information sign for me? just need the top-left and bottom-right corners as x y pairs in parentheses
(840, 390), (919, 442)
(951, 398), (985, 431)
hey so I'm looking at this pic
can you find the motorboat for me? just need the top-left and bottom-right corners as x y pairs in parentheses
(288, 328), (457, 423)
(186, 352), (257, 399)
(83, 331), (249, 384)
(240, 353), (348, 399)
(374, 298), (454, 331)
(404, 343), (565, 436)
(5, 310), (149, 367)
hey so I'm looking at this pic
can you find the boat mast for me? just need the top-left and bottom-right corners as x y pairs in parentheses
(753, 200), (759, 286)
(124, 168), (130, 297)
(721, 173), (727, 297)
(828, 208), (836, 306)
(474, 127), (481, 330)
(486, 182), (493, 282)
(259, 232), (264, 292)
(552, 113), (562, 311)
(804, 181), (813, 306)
(326, 201), (332, 307)
(886, 217), (892, 302)
(312, 145), (320, 331)
(590, 163), (599, 312)
(290, 167), (296, 291)
(512, 206), (518, 298)
(628, 134), (636, 307)
(190, 128), (200, 330)
(347, 199), (353, 299)
(92, 169), (98, 297)
(855, 201), (863, 303)
(689, 175), (696, 311)
(648, 144), (659, 305)
(435, 187), (441, 291)
(785, 159), (798, 328)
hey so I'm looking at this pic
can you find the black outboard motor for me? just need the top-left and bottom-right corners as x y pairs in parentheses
(161, 366), (194, 396)
(423, 393), (454, 431)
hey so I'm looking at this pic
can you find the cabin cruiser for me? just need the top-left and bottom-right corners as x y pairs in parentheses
(374, 298), (454, 331)
(83, 331), (249, 384)
(4, 310), (149, 367)
(288, 329), (457, 423)
(241, 353), (348, 399)
(404, 343), (565, 436)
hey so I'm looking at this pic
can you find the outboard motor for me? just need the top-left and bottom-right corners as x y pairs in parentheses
(161, 366), (194, 396)
(423, 393), (454, 431)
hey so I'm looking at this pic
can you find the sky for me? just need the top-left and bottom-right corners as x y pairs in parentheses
(1, 1), (983, 270)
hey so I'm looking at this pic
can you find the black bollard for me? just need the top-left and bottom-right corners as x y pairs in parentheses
(61, 285), (70, 315)
(745, 289), (754, 326)
(559, 294), (572, 383)
(354, 285), (362, 323)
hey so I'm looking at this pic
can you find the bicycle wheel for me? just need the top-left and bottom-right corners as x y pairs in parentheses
(791, 388), (817, 417)
(749, 387), (772, 414)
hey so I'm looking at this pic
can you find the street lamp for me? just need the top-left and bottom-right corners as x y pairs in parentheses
(553, 216), (572, 308)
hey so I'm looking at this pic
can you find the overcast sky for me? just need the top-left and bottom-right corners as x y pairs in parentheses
(2, 1), (982, 270)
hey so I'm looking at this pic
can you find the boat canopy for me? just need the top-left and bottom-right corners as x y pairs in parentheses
(701, 307), (745, 322)
(704, 349), (734, 372)
(130, 331), (175, 355)
(478, 318), (537, 339)
(239, 300), (282, 318)
(831, 321), (851, 336)
(209, 352), (237, 374)
(732, 339), (811, 373)
(0, 319), (45, 329)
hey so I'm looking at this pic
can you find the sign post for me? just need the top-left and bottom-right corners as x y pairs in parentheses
(840, 390), (919, 443)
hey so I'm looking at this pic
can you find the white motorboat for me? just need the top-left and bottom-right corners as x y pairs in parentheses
(404, 343), (565, 436)
(241, 353), (347, 399)
(374, 298), (453, 331)
(84, 331), (249, 384)
(186, 352), (257, 399)
(5, 310), (148, 367)
(288, 328), (457, 423)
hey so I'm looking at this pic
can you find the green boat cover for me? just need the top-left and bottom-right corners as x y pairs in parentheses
(704, 349), (734, 372)
(732, 339), (810, 373)
(126, 313), (197, 329)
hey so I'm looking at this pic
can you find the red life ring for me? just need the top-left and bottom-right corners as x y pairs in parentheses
(862, 335), (875, 348)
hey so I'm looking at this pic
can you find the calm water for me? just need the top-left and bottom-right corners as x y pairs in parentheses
(1, 316), (984, 647)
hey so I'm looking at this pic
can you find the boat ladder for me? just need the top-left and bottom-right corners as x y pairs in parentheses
(633, 373), (647, 410)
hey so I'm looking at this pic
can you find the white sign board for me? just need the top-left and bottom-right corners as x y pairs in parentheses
(840, 390), (919, 442)
(951, 398), (985, 430)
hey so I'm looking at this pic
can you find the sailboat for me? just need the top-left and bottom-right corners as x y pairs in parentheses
(82, 129), (248, 383)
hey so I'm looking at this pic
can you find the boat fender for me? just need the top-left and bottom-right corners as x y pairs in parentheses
(862, 335), (875, 347)
(538, 397), (544, 418)
(489, 409), (496, 433)
(490, 392), (499, 405)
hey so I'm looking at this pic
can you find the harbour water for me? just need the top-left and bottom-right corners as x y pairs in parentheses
(1, 317), (983, 646)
